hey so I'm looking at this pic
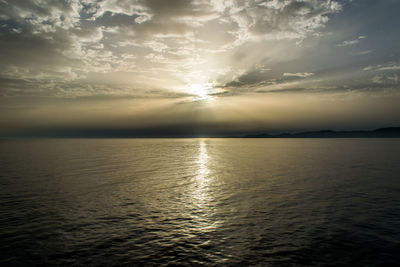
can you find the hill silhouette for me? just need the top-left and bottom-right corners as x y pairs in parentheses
(244, 127), (400, 138)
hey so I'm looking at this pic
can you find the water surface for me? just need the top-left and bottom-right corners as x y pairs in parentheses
(0, 138), (399, 265)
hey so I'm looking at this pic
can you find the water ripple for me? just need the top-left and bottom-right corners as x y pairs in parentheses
(0, 138), (399, 265)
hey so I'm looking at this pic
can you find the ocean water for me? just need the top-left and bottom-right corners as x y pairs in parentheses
(0, 138), (399, 266)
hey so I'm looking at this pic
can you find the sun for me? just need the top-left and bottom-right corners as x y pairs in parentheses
(190, 83), (211, 100)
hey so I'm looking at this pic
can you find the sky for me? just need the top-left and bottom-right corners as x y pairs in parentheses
(0, 0), (400, 137)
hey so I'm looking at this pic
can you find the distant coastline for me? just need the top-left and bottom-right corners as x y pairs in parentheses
(2, 127), (400, 139)
(244, 127), (400, 138)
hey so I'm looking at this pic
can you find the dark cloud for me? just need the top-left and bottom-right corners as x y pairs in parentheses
(0, 29), (76, 70)
(142, 0), (212, 17)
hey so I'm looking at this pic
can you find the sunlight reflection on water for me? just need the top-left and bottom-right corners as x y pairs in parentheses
(1, 138), (399, 265)
(195, 140), (210, 188)
(187, 140), (220, 232)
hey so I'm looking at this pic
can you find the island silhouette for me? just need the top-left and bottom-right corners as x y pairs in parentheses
(244, 127), (400, 138)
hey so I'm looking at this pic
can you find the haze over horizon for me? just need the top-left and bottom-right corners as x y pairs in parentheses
(1, 0), (400, 137)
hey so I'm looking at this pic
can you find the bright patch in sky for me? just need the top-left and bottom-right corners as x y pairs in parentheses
(190, 84), (212, 101)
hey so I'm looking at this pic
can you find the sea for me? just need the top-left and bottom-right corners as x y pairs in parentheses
(0, 138), (399, 266)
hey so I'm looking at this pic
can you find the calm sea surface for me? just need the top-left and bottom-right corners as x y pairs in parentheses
(0, 138), (399, 266)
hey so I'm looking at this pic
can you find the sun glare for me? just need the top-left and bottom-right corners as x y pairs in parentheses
(190, 83), (211, 100)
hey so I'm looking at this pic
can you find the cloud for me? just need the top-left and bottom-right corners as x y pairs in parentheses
(0, 0), (344, 99)
(283, 72), (315, 78)
(353, 50), (373, 56)
(337, 35), (367, 47)
(372, 74), (399, 84)
(222, 0), (342, 47)
(3, 0), (400, 136)
(363, 63), (400, 71)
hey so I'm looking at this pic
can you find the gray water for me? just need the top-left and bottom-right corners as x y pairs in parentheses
(0, 138), (399, 266)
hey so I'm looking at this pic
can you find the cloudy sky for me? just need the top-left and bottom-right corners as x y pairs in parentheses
(1, 0), (400, 136)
